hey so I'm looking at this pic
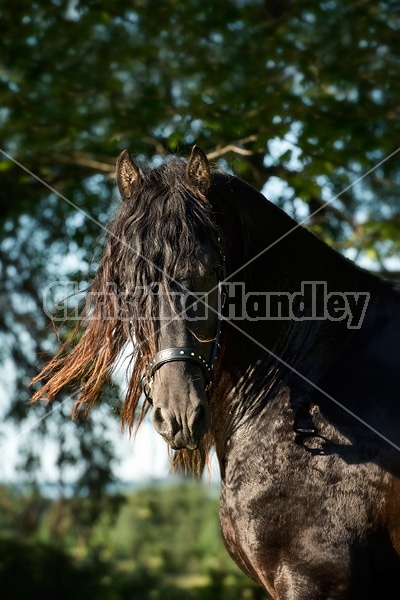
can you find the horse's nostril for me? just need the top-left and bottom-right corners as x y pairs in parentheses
(153, 407), (181, 439)
(191, 405), (209, 437)
(170, 416), (180, 436)
(153, 407), (164, 428)
(193, 405), (205, 426)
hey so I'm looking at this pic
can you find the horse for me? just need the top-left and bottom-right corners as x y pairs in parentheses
(31, 146), (400, 599)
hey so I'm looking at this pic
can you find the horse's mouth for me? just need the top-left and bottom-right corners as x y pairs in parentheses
(161, 433), (201, 451)
(169, 442), (199, 451)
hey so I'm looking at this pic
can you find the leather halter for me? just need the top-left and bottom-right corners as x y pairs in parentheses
(141, 262), (226, 405)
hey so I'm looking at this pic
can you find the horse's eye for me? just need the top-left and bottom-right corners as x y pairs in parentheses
(171, 279), (190, 292)
(209, 265), (222, 276)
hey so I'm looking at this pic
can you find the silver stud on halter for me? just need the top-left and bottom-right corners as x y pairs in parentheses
(142, 347), (213, 405)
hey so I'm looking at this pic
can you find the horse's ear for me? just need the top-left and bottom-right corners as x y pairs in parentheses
(116, 149), (140, 200)
(186, 146), (211, 195)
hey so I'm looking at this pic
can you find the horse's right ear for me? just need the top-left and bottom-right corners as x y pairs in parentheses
(186, 145), (211, 196)
(116, 149), (140, 200)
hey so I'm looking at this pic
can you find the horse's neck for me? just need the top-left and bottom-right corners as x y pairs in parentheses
(219, 180), (383, 398)
(211, 177), (400, 469)
(228, 192), (378, 359)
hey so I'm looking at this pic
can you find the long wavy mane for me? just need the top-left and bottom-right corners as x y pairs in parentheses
(31, 155), (220, 470)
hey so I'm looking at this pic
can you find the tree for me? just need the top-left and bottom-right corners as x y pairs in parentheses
(1, 0), (399, 488)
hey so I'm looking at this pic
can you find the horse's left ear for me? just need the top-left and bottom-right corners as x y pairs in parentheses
(186, 146), (211, 196)
(116, 149), (140, 200)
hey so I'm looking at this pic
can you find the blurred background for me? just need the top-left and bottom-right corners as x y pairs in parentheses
(1, 1), (400, 598)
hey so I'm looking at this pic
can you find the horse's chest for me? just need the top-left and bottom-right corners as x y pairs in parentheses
(217, 420), (397, 596)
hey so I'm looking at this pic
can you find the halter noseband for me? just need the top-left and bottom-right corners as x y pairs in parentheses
(141, 262), (226, 405)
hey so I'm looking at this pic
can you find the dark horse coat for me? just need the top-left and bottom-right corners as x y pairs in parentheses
(32, 147), (400, 600)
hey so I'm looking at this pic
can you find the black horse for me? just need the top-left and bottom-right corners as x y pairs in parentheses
(32, 147), (400, 599)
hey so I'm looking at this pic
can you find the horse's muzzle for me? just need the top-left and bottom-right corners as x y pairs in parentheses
(152, 403), (209, 450)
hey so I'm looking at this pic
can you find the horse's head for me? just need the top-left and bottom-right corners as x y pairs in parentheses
(30, 147), (226, 458)
(116, 146), (224, 450)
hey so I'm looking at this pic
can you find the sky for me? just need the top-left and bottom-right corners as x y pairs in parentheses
(0, 375), (220, 490)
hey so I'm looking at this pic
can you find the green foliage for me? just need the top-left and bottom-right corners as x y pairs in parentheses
(110, 483), (226, 573)
(0, 538), (115, 600)
(0, 482), (270, 599)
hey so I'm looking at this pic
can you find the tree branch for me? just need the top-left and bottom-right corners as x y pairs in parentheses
(53, 153), (116, 175)
(207, 135), (260, 160)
